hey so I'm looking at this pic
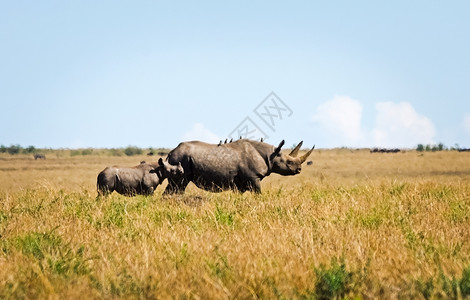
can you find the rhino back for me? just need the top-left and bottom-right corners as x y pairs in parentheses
(168, 141), (270, 188)
(170, 142), (238, 174)
(120, 167), (146, 182)
(113, 167), (146, 193)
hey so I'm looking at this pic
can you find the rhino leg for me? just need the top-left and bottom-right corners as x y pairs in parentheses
(98, 186), (112, 197)
(163, 177), (189, 195)
(141, 174), (159, 196)
(97, 186), (111, 197)
(234, 177), (261, 194)
(250, 179), (262, 193)
(141, 186), (155, 196)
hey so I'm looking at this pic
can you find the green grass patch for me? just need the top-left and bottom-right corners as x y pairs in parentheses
(415, 266), (470, 299)
(312, 257), (362, 299)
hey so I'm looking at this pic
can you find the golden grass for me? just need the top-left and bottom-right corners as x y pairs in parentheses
(0, 149), (469, 299)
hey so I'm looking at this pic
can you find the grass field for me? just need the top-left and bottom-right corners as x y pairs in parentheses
(1, 149), (469, 299)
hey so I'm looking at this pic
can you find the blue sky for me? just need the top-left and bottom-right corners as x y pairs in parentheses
(1, 1), (469, 149)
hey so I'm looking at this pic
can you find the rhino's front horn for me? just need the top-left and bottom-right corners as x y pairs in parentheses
(300, 145), (315, 163)
(289, 141), (303, 157)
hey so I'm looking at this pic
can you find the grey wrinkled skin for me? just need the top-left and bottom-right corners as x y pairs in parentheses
(97, 158), (183, 197)
(163, 139), (314, 194)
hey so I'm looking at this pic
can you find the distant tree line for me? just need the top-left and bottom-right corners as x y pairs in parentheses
(0, 144), (169, 157)
(0, 144), (38, 155)
(416, 143), (470, 152)
(416, 143), (445, 152)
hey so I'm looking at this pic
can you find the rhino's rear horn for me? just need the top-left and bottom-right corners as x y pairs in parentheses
(289, 141), (303, 157)
(274, 140), (285, 156)
(274, 140), (286, 154)
(269, 140), (285, 162)
(300, 145), (315, 163)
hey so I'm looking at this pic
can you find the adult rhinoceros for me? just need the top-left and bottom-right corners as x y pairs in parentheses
(163, 139), (314, 194)
(97, 158), (183, 196)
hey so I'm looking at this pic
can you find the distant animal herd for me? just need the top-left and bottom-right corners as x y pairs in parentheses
(370, 148), (401, 153)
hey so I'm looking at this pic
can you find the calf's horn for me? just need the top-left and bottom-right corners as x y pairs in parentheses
(300, 145), (315, 163)
(289, 141), (303, 157)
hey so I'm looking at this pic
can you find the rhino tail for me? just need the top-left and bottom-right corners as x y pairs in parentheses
(97, 168), (117, 197)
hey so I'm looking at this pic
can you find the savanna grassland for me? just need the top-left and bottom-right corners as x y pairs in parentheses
(0, 149), (469, 299)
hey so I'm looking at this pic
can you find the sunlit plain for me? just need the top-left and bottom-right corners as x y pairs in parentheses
(0, 149), (469, 299)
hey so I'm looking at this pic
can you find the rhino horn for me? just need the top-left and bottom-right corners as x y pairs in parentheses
(300, 145), (315, 163)
(273, 140), (285, 156)
(289, 141), (303, 157)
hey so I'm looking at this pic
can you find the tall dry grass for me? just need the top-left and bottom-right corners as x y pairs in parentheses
(0, 150), (469, 299)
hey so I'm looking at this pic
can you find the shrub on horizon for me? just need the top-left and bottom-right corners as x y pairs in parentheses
(124, 146), (143, 156)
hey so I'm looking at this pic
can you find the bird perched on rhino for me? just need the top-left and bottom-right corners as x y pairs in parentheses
(163, 139), (314, 194)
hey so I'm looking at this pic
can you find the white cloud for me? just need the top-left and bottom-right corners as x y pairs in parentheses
(464, 113), (470, 133)
(182, 123), (220, 143)
(371, 101), (435, 148)
(312, 96), (436, 148)
(312, 95), (364, 146)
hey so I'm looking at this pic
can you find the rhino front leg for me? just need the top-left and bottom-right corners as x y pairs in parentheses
(163, 177), (189, 195)
(142, 186), (155, 196)
(236, 177), (261, 194)
(250, 178), (262, 194)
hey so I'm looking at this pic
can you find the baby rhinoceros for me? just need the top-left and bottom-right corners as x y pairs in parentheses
(97, 158), (183, 197)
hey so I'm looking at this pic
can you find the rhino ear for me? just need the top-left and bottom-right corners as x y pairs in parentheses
(158, 157), (164, 166)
